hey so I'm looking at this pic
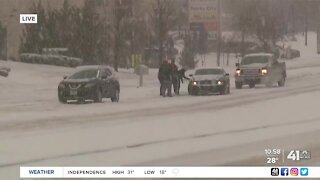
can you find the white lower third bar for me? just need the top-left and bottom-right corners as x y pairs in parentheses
(20, 166), (319, 178)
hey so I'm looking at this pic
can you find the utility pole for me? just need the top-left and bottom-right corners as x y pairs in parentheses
(2, 17), (11, 61)
(318, 3), (320, 54)
(103, 0), (107, 65)
(216, 0), (221, 67)
(305, 3), (308, 46)
(5, 28), (7, 60)
(130, 1), (135, 68)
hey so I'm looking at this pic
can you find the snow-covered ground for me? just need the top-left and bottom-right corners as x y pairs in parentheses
(1, 32), (320, 179)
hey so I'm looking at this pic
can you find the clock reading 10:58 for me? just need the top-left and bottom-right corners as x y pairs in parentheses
(265, 149), (281, 155)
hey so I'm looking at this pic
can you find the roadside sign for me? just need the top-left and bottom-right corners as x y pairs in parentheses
(189, 0), (218, 40)
(190, 23), (204, 31)
(189, 0), (217, 23)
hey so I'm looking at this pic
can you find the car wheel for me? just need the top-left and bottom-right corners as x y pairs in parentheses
(249, 82), (255, 88)
(235, 82), (242, 89)
(219, 86), (224, 95)
(111, 88), (120, 102)
(219, 89), (225, 95)
(189, 90), (195, 95)
(278, 77), (285, 87)
(188, 85), (193, 95)
(94, 88), (102, 103)
(58, 93), (67, 104)
(266, 81), (273, 88)
(189, 88), (198, 96)
(58, 97), (67, 104)
(227, 83), (231, 94)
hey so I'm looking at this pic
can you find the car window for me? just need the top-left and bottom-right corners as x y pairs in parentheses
(68, 69), (98, 79)
(272, 57), (278, 64)
(105, 68), (112, 77)
(99, 69), (107, 78)
(195, 69), (224, 75)
(241, 56), (269, 65)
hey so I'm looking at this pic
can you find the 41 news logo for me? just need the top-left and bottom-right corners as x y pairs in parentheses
(286, 150), (311, 161)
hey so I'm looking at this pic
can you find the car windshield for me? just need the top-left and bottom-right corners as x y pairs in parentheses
(195, 69), (224, 75)
(241, 56), (269, 65)
(68, 69), (98, 79)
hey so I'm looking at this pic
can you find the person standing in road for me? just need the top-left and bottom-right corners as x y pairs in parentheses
(171, 59), (180, 95)
(158, 60), (166, 96)
(178, 67), (189, 84)
(158, 59), (173, 97)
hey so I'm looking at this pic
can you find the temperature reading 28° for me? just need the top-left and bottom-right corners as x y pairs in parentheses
(267, 157), (279, 164)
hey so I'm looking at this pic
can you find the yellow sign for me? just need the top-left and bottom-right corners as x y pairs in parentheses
(131, 54), (142, 67)
(189, 0), (217, 23)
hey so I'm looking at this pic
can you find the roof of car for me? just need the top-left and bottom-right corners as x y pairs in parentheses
(244, 53), (273, 57)
(195, 67), (225, 71)
(76, 65), (114, 71)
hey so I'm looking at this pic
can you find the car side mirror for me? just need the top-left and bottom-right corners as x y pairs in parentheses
(63, 76), (67, 79)
(101, 75), (108, 79)
(189, 74), (193, 77)
(235, 63), (240, 67)
(225, 73), (230, 76)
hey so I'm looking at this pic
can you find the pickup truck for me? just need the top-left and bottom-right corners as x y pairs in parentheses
(234, 53), (286, 88)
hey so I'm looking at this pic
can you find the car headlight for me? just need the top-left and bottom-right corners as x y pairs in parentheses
(85, 83), (96, 88)
(217, 80), (223, 85)
(58, 83), (66, 89)
(235, 69), (241, 76)
(192, 81), (198, 85)
(261, 68), (268, 75)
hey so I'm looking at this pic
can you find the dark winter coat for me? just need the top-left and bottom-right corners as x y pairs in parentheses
(171, 63), (179, 82)
(177, 68), (189, 83)
(158, 63), (173, 82)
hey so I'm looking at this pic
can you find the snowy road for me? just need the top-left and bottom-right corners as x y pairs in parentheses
(1, 56), (320, 179)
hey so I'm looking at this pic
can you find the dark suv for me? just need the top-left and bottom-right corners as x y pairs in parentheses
(58, 66), (120, 103)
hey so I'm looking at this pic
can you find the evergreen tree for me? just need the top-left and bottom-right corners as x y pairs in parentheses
(43, 5), (59, 48)
(0, 23), (6, 59)
(20, 1), (46, 53)
(111, 0), (133, 71)
(151, 0), (175, 66)
(79, 0), (102, 64)
(58, 0), (73, 48)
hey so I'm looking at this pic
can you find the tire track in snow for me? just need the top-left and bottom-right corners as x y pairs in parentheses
(1, 81), (320, 133)
(1, 114), (320, 168)
(1, 82), (320, 168)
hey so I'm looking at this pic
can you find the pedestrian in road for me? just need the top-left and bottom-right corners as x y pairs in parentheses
(158, 60), (166, 96)
(158, 59), (173, 97)
(178, 67), (190, 84)
(171, 59), (180, 95)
